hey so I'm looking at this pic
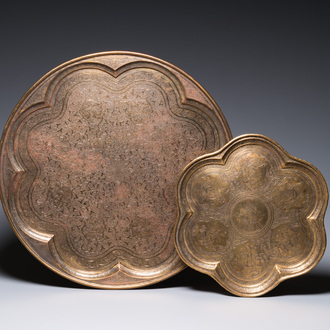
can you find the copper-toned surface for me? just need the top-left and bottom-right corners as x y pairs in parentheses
(175, 134), (327, 297)
(0, 51), (232, 288)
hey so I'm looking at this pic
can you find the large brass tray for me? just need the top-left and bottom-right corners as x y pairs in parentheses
(0, 51), (232, 288)
(175, 134), (327, 296)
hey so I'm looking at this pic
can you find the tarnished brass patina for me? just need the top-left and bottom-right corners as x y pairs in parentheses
(0, 51), (232, 288)
(175, 134), (327, 297)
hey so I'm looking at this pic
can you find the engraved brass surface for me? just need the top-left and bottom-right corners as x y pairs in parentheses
(0, 51), (232, 288)
(175, 134), (328, 297)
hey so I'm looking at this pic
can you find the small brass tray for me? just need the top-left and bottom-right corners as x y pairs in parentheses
(175, 134), (327, 296)
(0, 51), (232, 288)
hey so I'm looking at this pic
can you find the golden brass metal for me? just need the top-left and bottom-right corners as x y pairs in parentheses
(0, 51), (232, 288)
(175, 134), (328, 297)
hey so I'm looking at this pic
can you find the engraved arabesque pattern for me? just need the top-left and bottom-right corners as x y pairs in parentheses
(186, 147), (312, 276)
(176, 135), (327, 296)
(14, 64), (222, 272)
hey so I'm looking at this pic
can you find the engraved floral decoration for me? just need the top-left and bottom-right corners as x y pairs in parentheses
(175, 134), (328, 296)
(0, 55), (230, 288)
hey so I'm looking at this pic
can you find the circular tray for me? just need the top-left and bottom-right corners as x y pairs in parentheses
(175, 134), (327, 296)
(0, 51), (232, 288)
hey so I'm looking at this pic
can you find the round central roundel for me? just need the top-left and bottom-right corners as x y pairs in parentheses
(230, 198), (270, 236)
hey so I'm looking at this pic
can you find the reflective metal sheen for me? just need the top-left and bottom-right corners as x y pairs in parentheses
(175, 134), (328, 297)
(0, 51), (232, 288)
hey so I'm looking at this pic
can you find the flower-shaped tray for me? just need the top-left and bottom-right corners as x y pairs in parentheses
(175, 134), (328, 296)
(0, 51), (232, 288)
